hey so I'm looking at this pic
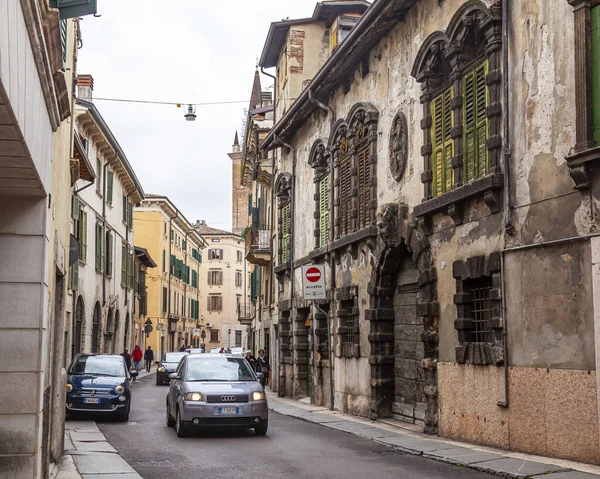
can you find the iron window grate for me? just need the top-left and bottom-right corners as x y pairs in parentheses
(470, 278), (494, 343)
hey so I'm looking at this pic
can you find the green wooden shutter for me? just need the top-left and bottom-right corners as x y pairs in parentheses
(431, 87), (454, 197)
(128, 251), (134, 288)
(593, 6), (600, 145)
(121, 245), (127, 284)
(107, 171), (114, 205)
(463, 60), (489, 183)
(319, 177), (330, 247)
(357, 144), (371, 229)
(95, 222), (103, 272)
(106, 232), (113, 276)
(122, 196), (127, 223)
(127, 202), (133, 228)
(70, 262), (78, 291)
(339, 157), (352, 236)
(281, 204), (291, 263)
(72, 196), (80, 220)
(80, 211), (87, 263)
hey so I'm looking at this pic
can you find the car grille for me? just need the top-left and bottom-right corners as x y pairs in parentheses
(68, 402), (115, 411)
(205, 394), (249, 403)
(194, 417), (258, 426)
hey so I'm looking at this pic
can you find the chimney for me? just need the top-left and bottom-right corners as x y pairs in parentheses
(77, 74), (94, 101)
(196, 220), (207, 226)
(261, 91), (273, 106)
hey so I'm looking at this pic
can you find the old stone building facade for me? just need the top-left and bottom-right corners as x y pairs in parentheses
(260, 0), (600, 465)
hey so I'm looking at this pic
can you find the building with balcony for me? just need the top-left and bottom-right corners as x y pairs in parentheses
(195, 221), (249, 351)
(133, 196), (206, 359)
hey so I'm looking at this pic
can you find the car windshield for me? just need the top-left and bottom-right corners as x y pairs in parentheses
(164, 353), (187, 363)
(185, 357), (256, 382)
(68, 356), (125, 377)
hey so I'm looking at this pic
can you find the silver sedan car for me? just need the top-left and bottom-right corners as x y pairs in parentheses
(165, 354), (268, 437)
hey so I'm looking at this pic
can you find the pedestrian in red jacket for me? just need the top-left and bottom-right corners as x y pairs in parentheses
(131, 345), (143, 375)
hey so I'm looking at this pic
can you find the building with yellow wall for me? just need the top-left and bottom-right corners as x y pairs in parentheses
(134, 196), (206, 360)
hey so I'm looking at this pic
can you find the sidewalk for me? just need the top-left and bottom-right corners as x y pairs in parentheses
(267, 391), (600, 479)
(53, 367), (156, 479)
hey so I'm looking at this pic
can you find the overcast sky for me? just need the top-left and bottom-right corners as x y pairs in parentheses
(77, 0), (319, 231)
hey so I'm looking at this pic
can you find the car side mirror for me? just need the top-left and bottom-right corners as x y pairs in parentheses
(168, 373), (179, 380)
(256, 372), (264, 380)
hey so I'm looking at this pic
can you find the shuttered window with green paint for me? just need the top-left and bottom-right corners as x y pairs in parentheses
(95, 221), (103, 272)
(463, 60), (489, 183)
(107, 171), (114, 205)
(162, 287), (168, 313)
(431, 87), (454, 197)
(79, 211), (87, 264)
(592, 6), (600, 145)
(105, 231), (113, 276)
(318, 177), (330, 247)
(121, 244), (127, 285)
(281, 204), (291, 263)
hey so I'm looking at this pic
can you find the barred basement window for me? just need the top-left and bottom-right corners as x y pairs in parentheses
(431, 87), (454, 197)
(466, 277), (494, 343)
(339, 298), (359, 358)
(462, 60), (489, 183)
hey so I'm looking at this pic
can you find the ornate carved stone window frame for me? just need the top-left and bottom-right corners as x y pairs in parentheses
(412, 1), (504, 226)
(565, 0), (600, 189)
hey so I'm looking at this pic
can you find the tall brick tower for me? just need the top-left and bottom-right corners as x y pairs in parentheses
(228, 131), (249, 235)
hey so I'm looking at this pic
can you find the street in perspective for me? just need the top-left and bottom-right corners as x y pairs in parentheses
(3, 0), (600, 478)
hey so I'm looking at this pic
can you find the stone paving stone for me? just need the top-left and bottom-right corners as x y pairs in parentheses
(71, 440), (116, 453)
(375, 435), (457, 454)
(326, 421), (392, 438)
(308, 414), (349, 425)
(470, 457), (569, 478)
(423, 446), (505, 465)
(72, 453), (136, 475)
(69, 432), (105, 443)
(531, 472), (600, 479)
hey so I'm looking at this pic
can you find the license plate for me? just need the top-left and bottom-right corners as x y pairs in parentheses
(84, 398), (100, 404)
(219, 407), (239, 415)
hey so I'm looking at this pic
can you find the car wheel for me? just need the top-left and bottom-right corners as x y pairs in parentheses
(175, 408), (188, 438)
(166, 400), (175, 427)
(254, 420), (268, 436)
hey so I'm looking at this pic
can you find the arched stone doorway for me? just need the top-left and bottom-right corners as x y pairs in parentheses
(366, 204), (439, 434)
(104, 309), (115, 354)
(73, 296), (84, 356)
(91, 302), (101, 353)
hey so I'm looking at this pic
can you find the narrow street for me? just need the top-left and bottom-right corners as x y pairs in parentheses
(96, 375), (492, 479)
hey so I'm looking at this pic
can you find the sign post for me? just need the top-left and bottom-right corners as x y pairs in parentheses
(301, 264), (333, 410)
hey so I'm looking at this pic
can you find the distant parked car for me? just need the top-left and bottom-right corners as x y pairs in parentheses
(209, 348), (221, 354)
(166, 354), (268, 437)
(66, 354), (134, 421)
(230, 347), (243, 355)
(185, 348), (205, 354)
(156, 352), (188, 385)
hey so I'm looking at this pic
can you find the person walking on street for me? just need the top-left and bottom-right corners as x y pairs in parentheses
(257, 350), (270, 389)
(144, 346), (154, 372)
(131, 345), (143, 377)
(245, 351), (257, 372)
(121, 349), (132, 380)
(179, 345), (186, 352)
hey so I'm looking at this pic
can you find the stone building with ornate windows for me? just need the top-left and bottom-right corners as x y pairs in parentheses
(259, 0), (600, 465)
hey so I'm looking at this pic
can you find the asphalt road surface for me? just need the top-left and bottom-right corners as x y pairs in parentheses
(98, 374), (493, 479)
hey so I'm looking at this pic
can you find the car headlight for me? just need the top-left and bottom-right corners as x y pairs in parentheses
(183, 392), (202, 402)
(66, 384), (73, 393)
(157, 367), (165, 372)
(252, 391), (265, 401)
(114, 385), (125, 395)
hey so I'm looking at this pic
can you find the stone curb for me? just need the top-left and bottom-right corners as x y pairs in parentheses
(267, 395), (600, 479)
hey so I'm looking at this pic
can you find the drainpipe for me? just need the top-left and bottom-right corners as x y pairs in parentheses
(497, 0), (512, 409)
(168, 212), (178, 350)
(102, 156), (118, 307)
(308, 88), (335, 124)
(183, 230), (192, 343)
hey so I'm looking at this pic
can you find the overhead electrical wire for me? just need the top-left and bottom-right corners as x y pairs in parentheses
(93, 97), (248, 107)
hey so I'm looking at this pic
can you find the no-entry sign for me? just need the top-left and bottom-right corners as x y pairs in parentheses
(301, 264), (326, 300)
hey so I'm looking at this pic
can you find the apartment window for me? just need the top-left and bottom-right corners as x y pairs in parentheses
(96, 159), (102, 193)
(339, 298), (359, 358)
(164, 222), (167, 235)
(593, 5), (600, 145)
(237, 250), (243, 262)
(208, 270), (223, 286)
(235, 270), (242, 288)
(105, 231), (113, 277)
(192, 270), (198, 288)
(162, 250), (166, 273)
(235, 330), (242, 348)
(106, 170), (114, 205)
(431, 87), (454, 197)
(121, 244), (127, 285)
(122, 196), (132, 228)
(192, 248), (201, 261)
(210, 330), (219, 343)
(95, 221), (103, 272)
(78, 210), (88, 264)
(162, 286), (167, 314)
(207, 295), (223, 312)
(281, 203), (291, 263)
(209, 249), (223, 260)
(468, 278), (494, 343)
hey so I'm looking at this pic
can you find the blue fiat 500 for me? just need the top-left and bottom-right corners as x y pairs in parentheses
(66, 354), (136, 421)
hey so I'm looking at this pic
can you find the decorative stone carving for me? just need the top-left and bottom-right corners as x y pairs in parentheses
(389, 112), (408, 181)
(376, 203), (399, 249)
(275, 172), (292, 206)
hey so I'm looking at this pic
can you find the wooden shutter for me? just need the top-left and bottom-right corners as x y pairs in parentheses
(431, 87), (454, 197)
(162, 287), (167, 313)
(463, 60), (489, 183)
(593, 6), (600, 145)
(95, 222), (103, 271)
(80, 211), (87, 263)
(72, 196), (80, 220)
(107, 171), (114, 204)
(208, 271), (213, 285)
(281, 204), (291, 262)
(319, 177), (330, 247)
(70, 262), (78, 291)
(208, 297), (213, 311)
(106, 232), (112, 276)
(218, 296), (223, 311)
(218, 271), (223, 285)
(128, 251), (134, 288)
(357, 143), (371, 229)
(121, 244), (127, 284)
(122, 195), (127, 223)
(339, 156), (352, 236)
(127, 201), (133, 228)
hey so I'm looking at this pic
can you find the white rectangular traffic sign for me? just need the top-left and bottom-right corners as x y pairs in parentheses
(301, 264), (326, 300)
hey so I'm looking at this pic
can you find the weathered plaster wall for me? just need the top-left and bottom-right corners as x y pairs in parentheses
(438, 363), (600, 464)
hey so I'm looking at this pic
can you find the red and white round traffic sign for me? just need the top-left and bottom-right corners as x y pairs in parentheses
(305, 267), (322, 283)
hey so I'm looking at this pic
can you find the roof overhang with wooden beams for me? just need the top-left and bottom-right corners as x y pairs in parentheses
(134, 246), (157, 268)
(261, 0), (419, 150)
(75, 98), (145, 204)
(71, 131), (95, 185)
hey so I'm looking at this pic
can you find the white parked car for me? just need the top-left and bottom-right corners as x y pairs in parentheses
(230, 347), (244, 355)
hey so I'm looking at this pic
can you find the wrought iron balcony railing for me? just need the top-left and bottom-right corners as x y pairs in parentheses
(237, 303), (256, 323)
